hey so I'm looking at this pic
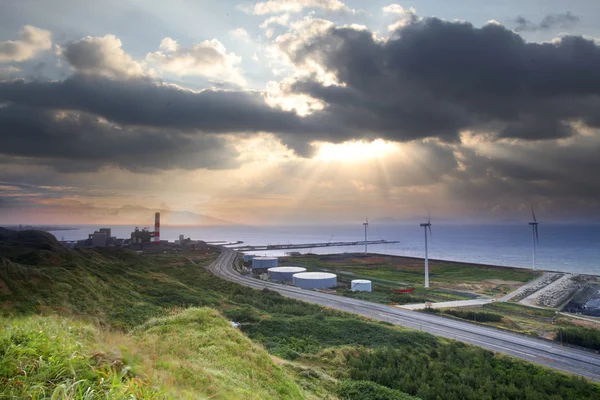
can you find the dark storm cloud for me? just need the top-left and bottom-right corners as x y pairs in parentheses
(514, 12), (580, 32)
(0, 104), (239, 172)
(1, 18), (600, 162)
(279, 17), (600, 146)
(0, 75), (318, 134)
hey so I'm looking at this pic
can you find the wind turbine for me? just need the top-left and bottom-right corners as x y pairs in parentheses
(420, 216), (432, 288)
(363, 217), (369, 254)
(529, 206), (540, 271)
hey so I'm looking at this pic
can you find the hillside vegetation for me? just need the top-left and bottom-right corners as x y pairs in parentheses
(1, 309), (302, 399)
(1, 229), (599, 399)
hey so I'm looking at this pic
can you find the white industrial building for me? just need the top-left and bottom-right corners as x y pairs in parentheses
(268, 266), (306, 281)
(252, 257), (278, 270)
(351, 279), (372, 292)
(292, 272), (337, 289)
(243, 254), (255, 262)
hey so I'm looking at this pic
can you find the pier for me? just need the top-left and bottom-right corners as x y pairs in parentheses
(228, 239), (399, 252)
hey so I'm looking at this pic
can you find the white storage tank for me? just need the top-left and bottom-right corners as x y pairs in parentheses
(268, 266), (306, 281)
(252, 257), (278, 270)
(351, 279), (372, 292)
(243, 254), (255, 262)
(292, 272), (337, 289)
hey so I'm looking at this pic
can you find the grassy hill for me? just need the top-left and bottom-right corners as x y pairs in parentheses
(1, 229), (599, 399)
(1, 308), (303, 399)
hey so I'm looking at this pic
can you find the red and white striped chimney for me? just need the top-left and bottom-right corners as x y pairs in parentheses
(154, 212), (160, 243)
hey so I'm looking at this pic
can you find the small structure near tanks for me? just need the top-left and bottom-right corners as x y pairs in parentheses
(351, 279), (372, 292)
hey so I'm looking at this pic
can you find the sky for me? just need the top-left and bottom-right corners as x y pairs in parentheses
(1, 0), (600, 225)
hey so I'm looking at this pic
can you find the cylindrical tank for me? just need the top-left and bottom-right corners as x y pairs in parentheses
(243, 254), (255, 262)
(292, 272), (337, 289)
(351, 279), (372, 292)
(252, 257), (278, 270)
(268, 266), (307, 281)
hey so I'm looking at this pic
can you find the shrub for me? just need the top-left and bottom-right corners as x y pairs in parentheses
(222, 306), (261, 323)
(337, 380), (419, 400)
(444, 309), (503, 323)
(558, 326), (600, 351)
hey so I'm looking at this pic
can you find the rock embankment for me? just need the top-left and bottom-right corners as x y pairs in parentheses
(536, 274), (580, 308)
(512, 273), (563, 302)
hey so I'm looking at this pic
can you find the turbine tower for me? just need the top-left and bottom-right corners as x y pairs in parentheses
(420, 216), (432, 288)
(363, 217), (369, 254)
(529, 206), (540, 271)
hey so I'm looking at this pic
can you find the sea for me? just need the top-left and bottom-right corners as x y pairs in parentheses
(47, 224), (600, 275)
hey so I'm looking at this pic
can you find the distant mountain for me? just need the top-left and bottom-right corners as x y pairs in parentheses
(116, 205), (231, 226)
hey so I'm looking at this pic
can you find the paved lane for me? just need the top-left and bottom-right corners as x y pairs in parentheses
(207, 248), (600, 382)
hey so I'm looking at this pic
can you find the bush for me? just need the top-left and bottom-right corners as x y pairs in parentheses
(346, 344), (600, 400)
(559, 326), (600, 351)
(337, 380), (419, 400)
(223, 306), (261, 323)
(443, 309), (503, 323)
(390, 293), (428, 304)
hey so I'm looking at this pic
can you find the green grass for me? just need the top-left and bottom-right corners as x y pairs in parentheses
(0, 308), (304, 399)
(284, 254), (539, 291)
(336, 278), (472, 305)
(0, 247), (222, 329)
(484, 301), (557, 318)
(0, 315), (161, 399)
(242, 314), (438, 359)
(133, 307), (304, 399)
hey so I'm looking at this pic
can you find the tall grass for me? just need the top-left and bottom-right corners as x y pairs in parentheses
(0, 316), (161, 399)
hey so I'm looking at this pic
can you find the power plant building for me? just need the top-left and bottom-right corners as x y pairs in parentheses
(351, 279), (372, 292)
(90, 231), (108, 247)
(268, 266), (306, 281)
(131, 227), (153, 244)
(252, 257), (278, 270)
(292, 272), (337, 289)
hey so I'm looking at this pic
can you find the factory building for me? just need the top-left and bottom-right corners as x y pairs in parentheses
(351, 279), (372, 292)
(252, 257), (278, 270)
(90, 231), (108, 247)
(86, 228), (115, 247)
(131, 227), (153, 244)
(268, 266), (306, 281)
(292, 272), (337, 289)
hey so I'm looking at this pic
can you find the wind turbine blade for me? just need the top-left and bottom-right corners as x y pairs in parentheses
(535, 225), (539, 243)
(428, 225), (432, 237)
(530, 205), (537, 223)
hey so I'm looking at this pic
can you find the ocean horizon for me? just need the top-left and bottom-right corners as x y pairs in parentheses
(44, 223), (600, 275)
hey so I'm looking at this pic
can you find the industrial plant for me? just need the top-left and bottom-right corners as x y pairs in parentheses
(62, 212), (206, 252)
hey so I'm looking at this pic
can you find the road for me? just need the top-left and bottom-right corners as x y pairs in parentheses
(207, 248), (600, 382)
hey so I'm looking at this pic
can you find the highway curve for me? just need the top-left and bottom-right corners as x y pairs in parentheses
(207, 248), (600, 382)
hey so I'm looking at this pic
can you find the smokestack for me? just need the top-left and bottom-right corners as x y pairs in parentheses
(154, 212), (160, 243)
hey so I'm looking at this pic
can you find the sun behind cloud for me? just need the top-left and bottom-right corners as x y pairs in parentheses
(313, 139), (398, 162)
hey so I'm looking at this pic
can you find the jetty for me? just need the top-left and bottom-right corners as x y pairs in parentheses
(228, 239), (399, 252)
